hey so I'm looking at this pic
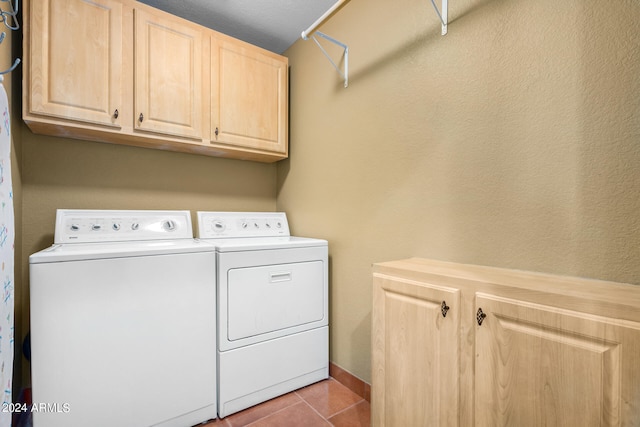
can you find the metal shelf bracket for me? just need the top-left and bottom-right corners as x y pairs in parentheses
(309, 31), (349, 88)
(300, 0), (445, 87)
(301, 0), (351, 88)
(430, 0), (448, 35)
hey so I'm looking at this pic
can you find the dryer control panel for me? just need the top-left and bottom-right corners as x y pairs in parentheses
(54, 209), (194, 243)
(197, 212), (290, 238)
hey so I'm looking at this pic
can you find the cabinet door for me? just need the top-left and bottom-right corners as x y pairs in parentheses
(372, 273), (460, 427)
(475, 293), (640, 426)
(211, 37), (288, 156)
(28, 0), (123, 127)
(134, 9), (203, 140)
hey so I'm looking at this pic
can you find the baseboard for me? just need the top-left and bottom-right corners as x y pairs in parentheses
(329, 362), (371, 402)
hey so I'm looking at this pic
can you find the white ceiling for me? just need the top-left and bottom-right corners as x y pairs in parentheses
(137, 0), (339, 54)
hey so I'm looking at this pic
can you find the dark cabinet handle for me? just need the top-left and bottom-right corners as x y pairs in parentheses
(113, 109), (119, 119)
(441, 301), (450, 318)
(215, 127), (219, 137)
(139, 113), (144, 122)
(476, 308), (487, 326)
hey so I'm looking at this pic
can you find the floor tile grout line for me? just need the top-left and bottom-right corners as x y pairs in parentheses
(225, 391), (306, 426)
(324, 397), (366, 421)
(215, 377), (367, 426)
(294, 377), (366, 422)
(242, 400), (310, 427)
(298, 398), (333, 425)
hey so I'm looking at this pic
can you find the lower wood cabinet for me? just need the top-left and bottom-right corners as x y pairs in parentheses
(372, 274), (460, 426)
(372, 258), (640, 426)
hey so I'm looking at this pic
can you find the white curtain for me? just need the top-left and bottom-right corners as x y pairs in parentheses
(0, 78), (15, 427)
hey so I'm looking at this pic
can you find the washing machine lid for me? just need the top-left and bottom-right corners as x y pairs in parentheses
(200, 236), (327, 252)
(29, 239), (215, 264)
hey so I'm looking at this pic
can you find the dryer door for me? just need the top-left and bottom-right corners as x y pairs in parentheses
(227, 260), (324, 341)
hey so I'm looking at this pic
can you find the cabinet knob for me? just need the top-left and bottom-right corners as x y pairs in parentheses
(441, 301), (450, 318)
(139, 113), (144, 122)
(476, 308), (487, 326)
(215, 127), (219, 137)
(113, 109), (119, 119)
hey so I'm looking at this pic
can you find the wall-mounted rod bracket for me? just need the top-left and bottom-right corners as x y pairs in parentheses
(301, 0), (350, 40)
(430, 0), (448, 35)
(301, 0), (350, 88)
(0, 56), (19, 75)
(309, 31), (349, 88)
(0, 0), (20, 75)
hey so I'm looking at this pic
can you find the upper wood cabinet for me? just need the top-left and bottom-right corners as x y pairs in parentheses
(372, 258), (640, 426)
(210, 36), (288, 158)
(27, 0), (124, 128)
(134, 8), (205, 140)
(23, 0), (288, 162)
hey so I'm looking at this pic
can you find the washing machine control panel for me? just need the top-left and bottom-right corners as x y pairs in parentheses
(197, 212), (290, 238)
(54, 210), (193, 243)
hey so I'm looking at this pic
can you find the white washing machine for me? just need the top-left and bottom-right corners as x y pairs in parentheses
(196, 212), (328, 418)
(29, 210), (217, 427)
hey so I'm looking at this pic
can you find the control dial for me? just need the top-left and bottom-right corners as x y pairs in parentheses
(162, 220), (177, 232)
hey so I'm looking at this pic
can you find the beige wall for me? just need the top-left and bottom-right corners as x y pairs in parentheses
(279, 0), (640, 383)
(21, 132), (277, 255)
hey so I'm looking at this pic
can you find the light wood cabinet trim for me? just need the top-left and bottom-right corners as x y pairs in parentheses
(374, 258), (640, 322)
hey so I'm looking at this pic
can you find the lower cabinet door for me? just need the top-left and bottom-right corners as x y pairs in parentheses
(475, 293), (640, 426)
(372, 273), (461, 427)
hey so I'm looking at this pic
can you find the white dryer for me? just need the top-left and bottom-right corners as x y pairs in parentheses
(196, 212), (328, 418)
(29, 210), (217, 427)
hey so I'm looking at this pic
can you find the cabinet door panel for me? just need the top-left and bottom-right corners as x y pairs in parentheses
(211, 38), (288, 154)
(135, 9), (203, 139)
(475, 293), (640, 426)
(29, 0), (122, 127)
(372, 274), (460, 427)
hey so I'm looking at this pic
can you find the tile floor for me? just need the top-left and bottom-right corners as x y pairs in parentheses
(200, 378), (371, 426)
